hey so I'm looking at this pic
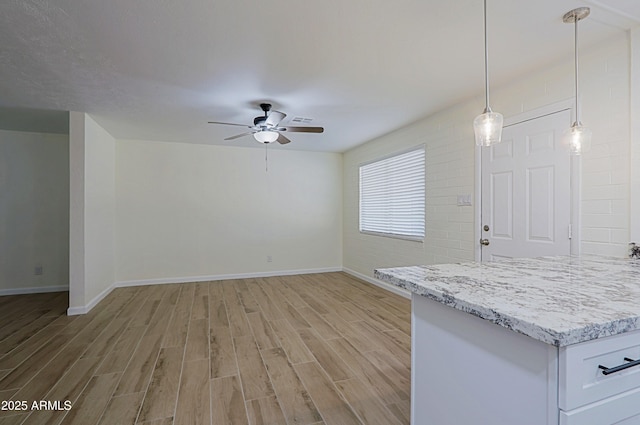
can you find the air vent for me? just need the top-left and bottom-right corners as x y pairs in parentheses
(291, 117), (313, 124)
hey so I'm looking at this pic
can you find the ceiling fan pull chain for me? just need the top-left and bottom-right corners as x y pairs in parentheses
(265, 143), (268, 172)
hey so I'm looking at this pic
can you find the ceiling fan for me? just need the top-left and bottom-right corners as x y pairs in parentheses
(208, 103), (324, 145)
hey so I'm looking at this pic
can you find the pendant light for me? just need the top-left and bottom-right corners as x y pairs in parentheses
(474, 0), (503, 147)
(563, 7), (591, 155)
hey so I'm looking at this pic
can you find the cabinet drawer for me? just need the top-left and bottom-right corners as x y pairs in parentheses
(560, 386), (640, 425)
(559, 329), (640, 411)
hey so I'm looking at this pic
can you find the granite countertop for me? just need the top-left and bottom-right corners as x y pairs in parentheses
(374, 255), (640, 347)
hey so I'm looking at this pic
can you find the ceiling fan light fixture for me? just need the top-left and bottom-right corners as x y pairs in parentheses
(253, 130), (279, 144)
(209, 103), (323, 145)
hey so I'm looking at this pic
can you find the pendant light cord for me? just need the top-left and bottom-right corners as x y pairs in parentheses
(574, 16), (580, 124)
(483, 0), (490, 110)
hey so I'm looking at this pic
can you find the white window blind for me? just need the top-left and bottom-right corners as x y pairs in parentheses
(359, 146), (425, 240)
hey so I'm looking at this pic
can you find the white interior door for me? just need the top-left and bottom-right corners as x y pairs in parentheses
(481, 110), (572, 261)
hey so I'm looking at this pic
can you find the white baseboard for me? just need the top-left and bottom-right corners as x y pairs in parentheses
(0, 285), (69, 296)
(66, 266), (345, 316)
(116, 267), (343, 288)
(67, 306), (87, 316)
(342, 267), (411, 299)
(67, 283), (115, 316)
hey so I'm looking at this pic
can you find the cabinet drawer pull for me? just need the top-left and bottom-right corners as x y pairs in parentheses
(598, 357), (640, 375)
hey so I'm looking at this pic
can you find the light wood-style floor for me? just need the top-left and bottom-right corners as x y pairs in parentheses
(0, 273), (410, 425)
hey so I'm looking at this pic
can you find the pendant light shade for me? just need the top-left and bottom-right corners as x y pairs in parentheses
(565, 122), (592, 155)
(474, 0), (503, 147)
(253, 130), (279, 144)
(563, 7), (590, 155)
(474, 107), (504, 147)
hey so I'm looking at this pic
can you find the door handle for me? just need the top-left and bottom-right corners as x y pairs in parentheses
(480, 239), (490, 246)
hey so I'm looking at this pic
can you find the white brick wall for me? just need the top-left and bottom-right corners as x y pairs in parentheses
(630, 28), (640, 244)
(344, 32), (632, 279)
(343, 101), (478, 276)
(573, 34), (630, 256)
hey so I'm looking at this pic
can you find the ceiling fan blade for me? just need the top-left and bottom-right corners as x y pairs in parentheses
(224, 131), (255, 140)
(277, 133), (292, 145)
(281, 126), (324, 133)
(208, 121), (251, 128)
(265, 111), (286, 127)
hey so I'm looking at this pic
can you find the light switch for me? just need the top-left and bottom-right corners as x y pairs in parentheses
(457, 194), (472, 206)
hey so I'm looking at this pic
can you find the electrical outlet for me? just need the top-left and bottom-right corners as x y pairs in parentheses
(34, 265), (43, 275)
(267, 255), (272, 263)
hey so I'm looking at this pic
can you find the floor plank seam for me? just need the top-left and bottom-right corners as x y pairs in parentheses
(168, 284), (197, 425)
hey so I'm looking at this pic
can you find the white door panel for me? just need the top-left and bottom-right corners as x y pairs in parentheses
(491, 171), (513, 239)
(527, 166), (554, 242)
(481, 110), (572, 261)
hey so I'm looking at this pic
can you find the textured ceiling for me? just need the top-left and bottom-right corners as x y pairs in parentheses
(0, 0), (638, 152)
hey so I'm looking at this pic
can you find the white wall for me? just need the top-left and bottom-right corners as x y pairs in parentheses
(116, 139), (342, 284)
(344, 32), (632, 279)
(0, 130), (69, 294)
(69, 113), (116, 313)
(85, 116), (116, 302)
(69, 113), (85, 309)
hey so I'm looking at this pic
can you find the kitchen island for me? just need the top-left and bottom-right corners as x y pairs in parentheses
(375, 256), (640, 425)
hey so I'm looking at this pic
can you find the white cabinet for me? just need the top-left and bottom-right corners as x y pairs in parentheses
(559, 387), (640, 425)
(412, 294), (640, 425)
(559, 331), (640, 424)
(412, 294), (558, 425)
